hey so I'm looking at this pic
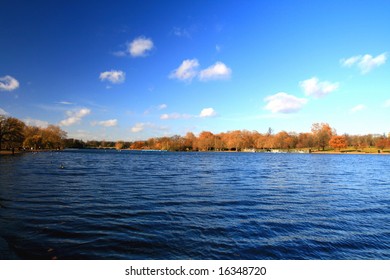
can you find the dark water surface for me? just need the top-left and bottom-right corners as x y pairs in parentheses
(1, 150), (390, 259)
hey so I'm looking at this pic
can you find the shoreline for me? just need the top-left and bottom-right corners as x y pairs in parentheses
(311, 151), (390, 155)
(1, 149), (389, 156)
(0, 149), (61, 155)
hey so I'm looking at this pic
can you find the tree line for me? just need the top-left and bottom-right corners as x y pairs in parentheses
(2, 115), (389, 153)
(67, 123), (390, 152)
(0, 115), (67, 153)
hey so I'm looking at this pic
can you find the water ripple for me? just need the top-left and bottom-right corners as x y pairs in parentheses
(1, 151), (390, 259)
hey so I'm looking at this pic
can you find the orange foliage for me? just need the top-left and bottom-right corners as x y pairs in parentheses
(311, 123), (334, 150)
(376, 138), (390, 149)
(329, 135), (347, 150)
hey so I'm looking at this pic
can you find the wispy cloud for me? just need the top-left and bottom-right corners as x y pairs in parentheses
(92, 119), (118, 127)
(23, 118), (49, 128)
(131, 123), (146, 133)
(99, 70), (125, 84)
(350, 104), (366, 113)
(158, 104), (167, 110)
(383, 99), (390, 108)
(169, 59), (200, 81)
(299, 77), (339, 98)
(0, 108), (9, 115)
(199, 62), (232, 81)
(340, 52), (387, 74)
(60, 108), (91, 126)
(264, 92), (308, 113)
(58, 101), (73, 105)
(172, 27), (191, 38)
(160, 113), (192, 120)
(130, 123), (170, 137)
(0, 75), (19, 91)
(199, 107), (217, 118)
(341, 56), (361, 67)
(144, 104), (168, 115)
(67, 129), (97, 141)
(129, 36), (154, 57)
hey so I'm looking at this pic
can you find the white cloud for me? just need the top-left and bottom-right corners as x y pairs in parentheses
(359, 53), (387, 74)
(299, 77), (339, 98)
(341, 56), (361, 67)
(129, 36), (154, 57)
(383, 99), (390, 108)
(169, 59), (199, 81)
(158, 104), (167, 110)
(99, 70), (125, 84)
(94, 119), (118, 127)
(60, 108), (91, 126)
(341, 53), (387, 74)
(198, 62), (232, 81)
(350, 104), (366, 113)
(264, 92), (308, 113)
(131, 123), (146, 133)
(0, 75), (19, 91)
(23, 118), (49, 128)
(0, 108), (9, 115)
(169, 60), (232, 82)
(160, 113), (191, 120)
(159, 108), (217, 119)
(199, 108), (217, 118)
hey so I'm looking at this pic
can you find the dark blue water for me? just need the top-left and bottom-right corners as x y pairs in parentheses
(1, 150), (390, 259)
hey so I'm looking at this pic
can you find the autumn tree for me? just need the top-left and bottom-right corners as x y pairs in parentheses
(311, 123), (334, 151)
(183, 132), (196, 151)
(0, 115), (8, 150)
(160, 136), (173, 150)
(130, 141), (145, 150)
(115, 141), (124, 150)
(224, 130), (243, 151)
(375, 138), (390, 150)
(251, 132), (269, 150)
(329, 135), (347, 150)
(214, 134), (225, 151)
(273, 131), (286, 149)
(42, 125), (67, 149)
(0, 116), (25, 151)
(241, 130), (255, 150)
(263, 128), (275, 150)
(23, 125), (67, 150)
(23, 126), (43, 150)
(197, 131), (215, 151)
(296, 133), (315, 149)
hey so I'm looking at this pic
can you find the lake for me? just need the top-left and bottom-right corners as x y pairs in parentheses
(1, 150), (390, 259)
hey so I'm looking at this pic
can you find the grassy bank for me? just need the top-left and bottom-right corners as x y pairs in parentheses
(311, 147), (390, 154)
(0, 150), (22, 155)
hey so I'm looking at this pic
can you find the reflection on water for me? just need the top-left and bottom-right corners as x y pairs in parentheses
(1, 150), (390, 259)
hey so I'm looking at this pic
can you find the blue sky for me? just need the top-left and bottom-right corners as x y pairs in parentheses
(1, 0), (389, 140)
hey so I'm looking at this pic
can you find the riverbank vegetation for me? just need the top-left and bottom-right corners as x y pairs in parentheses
(0, 115), (67, 154)
(2, 115), (390, 154)
(67, 123), (390, 153)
